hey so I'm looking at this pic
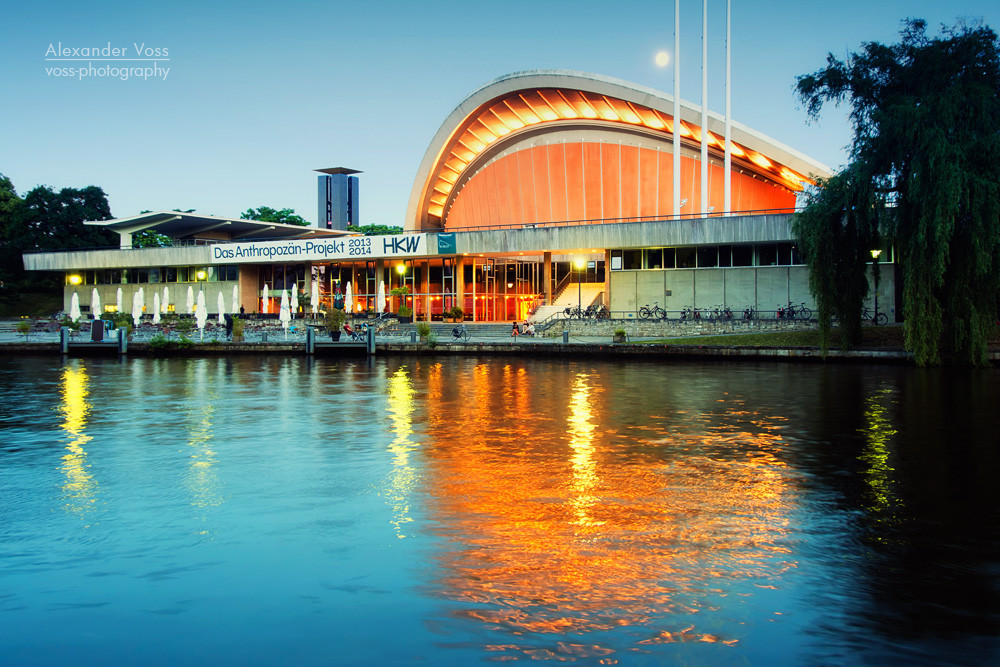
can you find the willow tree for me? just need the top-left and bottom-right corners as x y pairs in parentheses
(793, 164), (885, 350)
(794, 19), (1000, 366)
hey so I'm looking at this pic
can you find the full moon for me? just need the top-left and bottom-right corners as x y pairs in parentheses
(655, 51), (670, 67)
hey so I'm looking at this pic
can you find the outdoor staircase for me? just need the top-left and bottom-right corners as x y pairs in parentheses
(529, 283), (604, 322)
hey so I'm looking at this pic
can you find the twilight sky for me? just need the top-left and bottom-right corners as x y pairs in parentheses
(2, 0), (997, 226)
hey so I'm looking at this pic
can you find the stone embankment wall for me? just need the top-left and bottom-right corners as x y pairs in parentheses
(547, 317), (816, 338)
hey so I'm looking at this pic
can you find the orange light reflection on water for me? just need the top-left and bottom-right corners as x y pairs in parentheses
(421, 364), (798, 659)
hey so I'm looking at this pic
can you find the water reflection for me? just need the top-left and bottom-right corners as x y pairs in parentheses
(4, 357), (998, 665)
(59, 360), (98, 521)
(183, 360), (222, 516)
(858, 385), (902, 530)
(567, 372), (599, 527)
(423, 361), (798, 660)
(384, 366), (418, 538)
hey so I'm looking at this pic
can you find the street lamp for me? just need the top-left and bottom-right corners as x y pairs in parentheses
(396, 263), (408, 314)
(870, 249), (882, 321)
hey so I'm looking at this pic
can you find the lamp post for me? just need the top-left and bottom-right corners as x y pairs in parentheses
(396, 263), (407, 315)
(574, 258), (585, 318)
(870, 249), (882, 321)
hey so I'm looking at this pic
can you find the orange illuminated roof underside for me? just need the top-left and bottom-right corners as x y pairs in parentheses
(426, 88), (811, 220)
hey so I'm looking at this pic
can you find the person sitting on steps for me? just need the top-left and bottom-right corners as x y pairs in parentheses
(511, 320), (520, 337)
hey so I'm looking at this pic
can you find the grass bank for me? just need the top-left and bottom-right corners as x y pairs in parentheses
(647, 326), (908, 348)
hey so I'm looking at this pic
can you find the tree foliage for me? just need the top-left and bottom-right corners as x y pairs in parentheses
(793, 165), (886, 350)
(0, 174), (116, 295)
(240, 206), (307, 226)
(795, 19), (1000, 365)
(132, 209), (196, 247)
(347, 224), (403, 236)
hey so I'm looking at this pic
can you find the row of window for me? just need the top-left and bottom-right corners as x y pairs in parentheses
(611, 243), (803, 270)
(66, 265), (240, 286)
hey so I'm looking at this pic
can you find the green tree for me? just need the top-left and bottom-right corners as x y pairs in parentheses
(0, 174), (27, 298)
(793, 164), (886, 350)
(132, 209), (196, 247)
(0, 177), (116, 293)
(795, 19), (1000, 365)
(240, 206), (307, 226)
(347, 224), (403, 235)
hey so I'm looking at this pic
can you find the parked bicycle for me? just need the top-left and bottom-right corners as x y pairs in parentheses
(862, 307), (888, 326)
(706, 305), (733, 321)
(777, 302), (812, 320)
(451, 323), (471, 341)
(638, 302), (666, 320)
(680, 306), (701, 321)
(585, 304), (610, 319)
(743, 305), (756, 320)
(563, 306), (584, 319)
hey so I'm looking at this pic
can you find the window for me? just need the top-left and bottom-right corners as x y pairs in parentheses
(622, 250), (642, 270)
(718, 246), (732, 268)
(644, 248), (663, 269)
(697, 247), (718, 268)
(777, 243), (793, 265)
(676, 247), (696, 268)
(732, 246), (753, 267)
(757, 244), (777, 266)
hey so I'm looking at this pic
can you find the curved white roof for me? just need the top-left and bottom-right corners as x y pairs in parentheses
(406, 69), (833, 230)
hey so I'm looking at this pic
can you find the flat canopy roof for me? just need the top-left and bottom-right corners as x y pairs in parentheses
(85, 211), (352, 242)
(314, 167), (362, 175)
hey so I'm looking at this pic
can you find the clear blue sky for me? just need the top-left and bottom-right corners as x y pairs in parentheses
(2, 0), (997, 225)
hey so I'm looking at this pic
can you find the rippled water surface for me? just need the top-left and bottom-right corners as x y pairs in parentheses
(1, 356), (998, 665)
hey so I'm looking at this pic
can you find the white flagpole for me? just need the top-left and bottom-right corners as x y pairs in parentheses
(673, 0), (681, 218)
(701, 0), (709, 215)
(725, 0), (733, 215)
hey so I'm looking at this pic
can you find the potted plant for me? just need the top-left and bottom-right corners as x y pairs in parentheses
(416, 321), (432, 343)
(325, 308), (347, 340)
(390, 285), (411, 322)
(444, 305), (464, 323)
(613, 328), (628, 343)
(16, 319), (31, 341)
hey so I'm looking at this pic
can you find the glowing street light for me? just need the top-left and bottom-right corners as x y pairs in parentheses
(871, 249), (882, 322)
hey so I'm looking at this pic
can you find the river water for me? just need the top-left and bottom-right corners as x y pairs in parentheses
(1, 355), (998, 665)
